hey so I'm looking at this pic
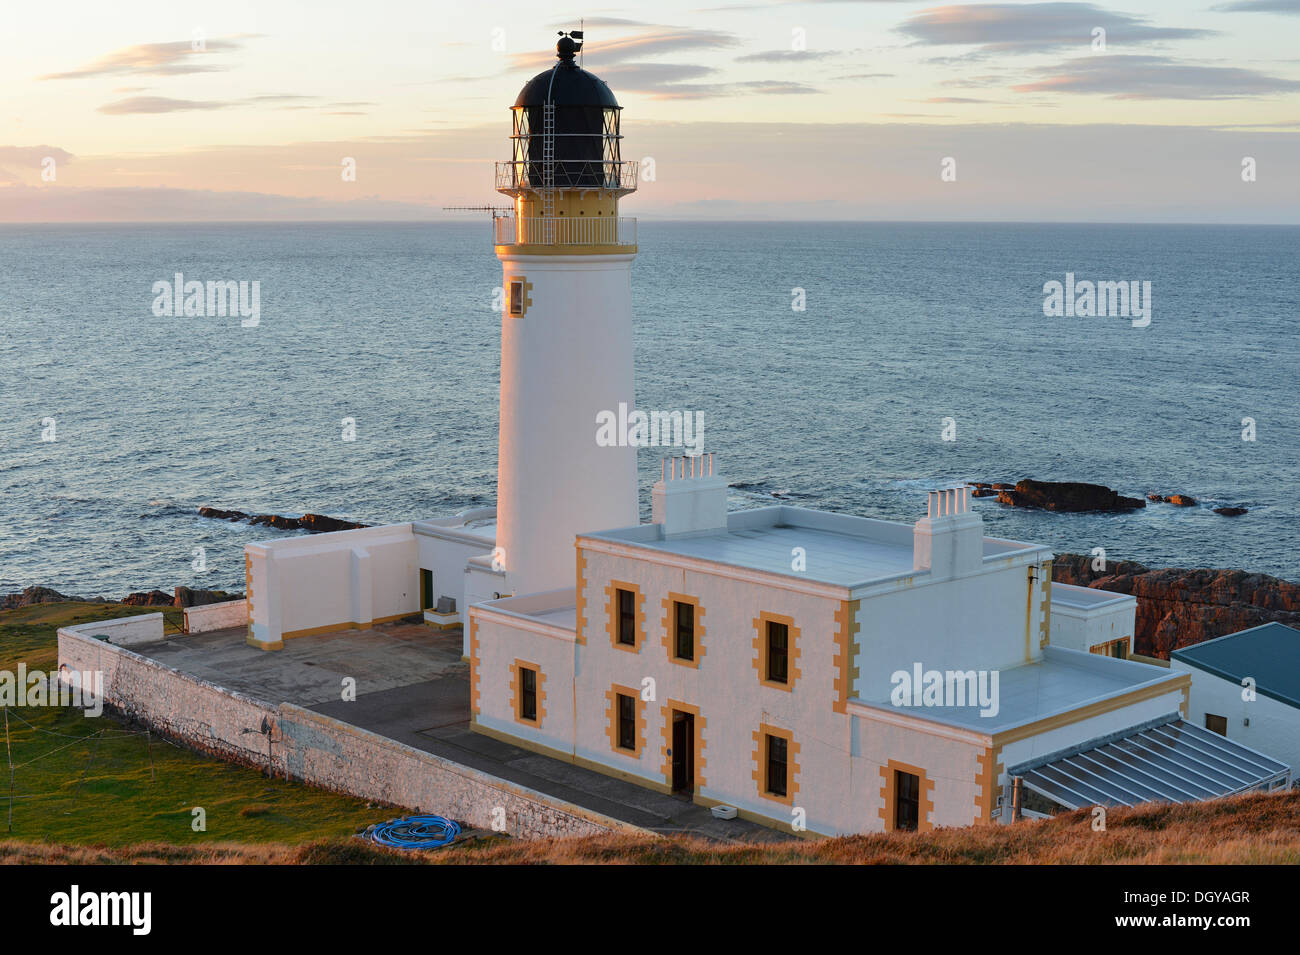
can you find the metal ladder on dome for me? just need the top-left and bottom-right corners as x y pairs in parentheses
(541, 102), (556, 244)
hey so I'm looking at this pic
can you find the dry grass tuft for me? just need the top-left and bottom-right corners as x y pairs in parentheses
(3, 790), (1298, 865)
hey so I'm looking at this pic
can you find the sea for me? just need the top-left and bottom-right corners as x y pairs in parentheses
(1, 221), (1297, 598)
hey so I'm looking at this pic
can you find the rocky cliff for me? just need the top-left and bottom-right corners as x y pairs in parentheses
(1053, 554), (1300, 658)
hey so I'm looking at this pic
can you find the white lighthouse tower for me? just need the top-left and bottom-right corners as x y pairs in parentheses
(491, 33), (641, 596)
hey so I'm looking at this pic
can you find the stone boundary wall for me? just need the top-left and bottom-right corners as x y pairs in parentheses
(57, 627), (643, 840)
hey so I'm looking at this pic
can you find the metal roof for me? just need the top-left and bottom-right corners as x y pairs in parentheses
(1010, 715), (1291, 810)
(1170, 622), (1300, 710)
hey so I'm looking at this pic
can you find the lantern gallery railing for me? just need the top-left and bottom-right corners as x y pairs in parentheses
(495, 160), (639, 194)
(493, 215), (637, 247)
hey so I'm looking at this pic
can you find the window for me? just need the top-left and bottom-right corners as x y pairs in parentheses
(509, 280), (524, 316)
(766, 621), (789, 684)
(617, 588), (635, 646)
(1205, 713), (1228, 736)
(617, 693), (636, 750)
(766, 734), (788, 798)
(520, 667), (537, 722)
(512, 661), (543, 726)
(674, 600), (694, 661)
(895, 770), (921, 831)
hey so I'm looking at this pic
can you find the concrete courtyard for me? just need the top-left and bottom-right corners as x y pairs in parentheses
(140, 620), (790, 842)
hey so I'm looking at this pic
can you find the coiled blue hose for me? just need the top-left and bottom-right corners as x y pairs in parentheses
(364, 814), (462, 850)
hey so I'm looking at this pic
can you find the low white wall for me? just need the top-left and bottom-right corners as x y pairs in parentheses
(62, 612), (164, 648)
(1050, 584), (1136, 654)
(184, 599), (248, 634)
(246, 524), (419, 648)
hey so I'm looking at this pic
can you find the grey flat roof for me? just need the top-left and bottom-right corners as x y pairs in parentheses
(1171, 622), (1300, 710)
(852, 647), (1178, 734)
(1051, 582), (1133, 610)
(1012, 716), (1290, 809)
(583, 505), (1047, 590)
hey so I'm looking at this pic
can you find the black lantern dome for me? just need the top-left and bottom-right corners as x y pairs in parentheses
(504, 35), (629, 191)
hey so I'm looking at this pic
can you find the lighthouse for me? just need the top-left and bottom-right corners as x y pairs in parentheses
(492, 33), (641, 596)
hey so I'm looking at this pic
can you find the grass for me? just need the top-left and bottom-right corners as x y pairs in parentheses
(2, 790), (1298, 864)
(0, 602), (394, 848)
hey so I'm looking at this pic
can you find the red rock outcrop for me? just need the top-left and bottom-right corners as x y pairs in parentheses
(997, 479), (1145, 512)
(1053, 554), (1300, 658)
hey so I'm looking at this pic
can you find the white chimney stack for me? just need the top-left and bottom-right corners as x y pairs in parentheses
(913, 485), (983, 579)
(652, 454), (727, 537)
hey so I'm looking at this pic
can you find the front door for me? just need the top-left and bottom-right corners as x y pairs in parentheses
(671, 712), (694, 794)
(419, 569), (434, 611)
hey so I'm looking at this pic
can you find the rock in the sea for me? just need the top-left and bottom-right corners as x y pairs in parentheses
(200, 507), (368, 533)
(174, 587), (243, 608)
(198, 507), (249, 521)
(1147, 493), (1164, 502)
(298, 513), (369, 533)
(122, 589), (174, 606)
(1214, 506), (1248, 517)
(996, 479), (1146, 513)
(1053, 554), (1300, 658)
(971, 486), (999, 498)
(1167, 494), (1197, 507)
(249, 513), (301, 530)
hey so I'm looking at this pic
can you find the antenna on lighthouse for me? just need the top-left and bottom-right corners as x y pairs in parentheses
(442, 204), (512, 218)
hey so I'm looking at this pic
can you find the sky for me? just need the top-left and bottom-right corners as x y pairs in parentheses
(1, 0), (1299, 222)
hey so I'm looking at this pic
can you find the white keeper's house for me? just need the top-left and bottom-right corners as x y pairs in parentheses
(240, 33), (1292, 837)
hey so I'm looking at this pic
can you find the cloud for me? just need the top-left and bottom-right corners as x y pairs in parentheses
(39, 36), (259, 80)
(735, 50), (845, 62)
(1013, 54), (1300, 99)
(1210, 0), (1300, 12)
(923, 96), (991, 103)
(596, 63), (818, 98)
(649, 80), (820, 99)
(0, 145), (76, 165)
(0, 184), (438, 222)
(98, 96), (235, 114)
(839, 72), (895, 79)
(97, 94), (375, 115)
(508, 28), (740, 71)
(545, 17), (656, 27)
(898, 3), (1213, 53)
(247, 94), (319, 103)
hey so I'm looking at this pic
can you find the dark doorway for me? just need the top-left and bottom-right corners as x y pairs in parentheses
(671, 711), (695, 794)
(419, 569), (434, 611)
(895, 770), (920, 831)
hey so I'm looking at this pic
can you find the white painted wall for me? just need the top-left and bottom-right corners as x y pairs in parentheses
(495, 253), (639, 597)
(245, 524), (418, 647)
(1172, 659), (1300, 777)
(184, 599), (247, 634)
(472, 603), (577, 756)
(60, 613), (164, 647)
(1050, 584), (1136, 654)
(853, 558), (1049, 703)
